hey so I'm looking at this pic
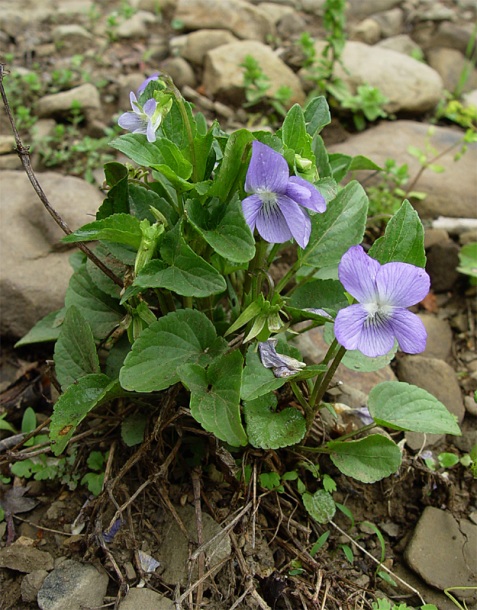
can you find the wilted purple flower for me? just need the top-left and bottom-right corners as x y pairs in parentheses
(259, 339), (306, 378)
(334, 245), (430, 358)
(137, 72), (160, 95)
(242, 141), (326, 249)
(118, 92), (163, 143)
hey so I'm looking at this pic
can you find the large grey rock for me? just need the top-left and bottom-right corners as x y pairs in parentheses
(204, 40), (305, 107)
(38, 560), (108, 610)
(21, 570), (49, 603)
(376, 34), (423, 57)
(405, 507), (477, 596)
(36, 83), (102, 123)
(174, 0), (275, 42)
(329, 121), (477, 219)
(119, 588), (174, 610)
(301, 41), (443, 114)
(371, 7), (403, 38)
(426, 47), (477, 93)
(180, 29), (238, 65)
(0, 170), (102, 338)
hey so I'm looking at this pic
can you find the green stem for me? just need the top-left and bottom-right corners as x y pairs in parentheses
(332, 423), (376, 443)
(309, 343), (346, 410)
(243, 239), (268, 302)
(290, 381), (312, 417)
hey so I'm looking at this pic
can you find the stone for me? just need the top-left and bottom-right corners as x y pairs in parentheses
(0, 134), (15, 154)
(376, 34), (423, 58)
(371, 8), (403, 38)
(299, 0), (325, 14)
(180, 29), (238, 65)
(0, 9), (27, 39)
(464, 88), (477, 109)
(464, 395), (477, 416)
(424, 227), (449, 249)
(160, 56), (196, 89)
(36, 83), (102, 123)
(117, 73), (148, 110)
(52, 24), (93, 55)
(346, 0), (402, 19)
(350, 18), (381, 45)
(174, 0), (275, 42)
(204, 40), (305, 107)
(21, 570), (49, 602)
(329, 121), (477, 219)
(0, 544), (54, 573)
(416, 3), (457, 22)
(156, 504), (231, 585)
(119, 588), (174, 609)
(429, 21), (477, 56)
(426, 241), (460, 292)
(258, 2), (296, 25)
(405, 507), (477, 596)
(116, 11), (157, 38)
(428, 47), (477, 94)
(276, 9), (307, 39)
(139, 0), (177, 11)
(38, 559), (108, 610)
(0, 170), (102, 338)
(301, 41), (443, 114)
(396, 355), (465, 449)
(417, 314), (453, 361)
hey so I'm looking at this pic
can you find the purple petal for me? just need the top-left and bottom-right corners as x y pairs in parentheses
(137, 72), (159, 95)
(388, 308), (427, 354)
(242, 194), (263, 231)
(146, 119), (157, 142)
(118, 111), (146, 132)
(287, 176), (326, 213)
(276, 195), (311, 249)
(255, 201), (293, 244)
(376, 262), (430, 308)
(129, 91), (140, 110)
(245, 141), (289, 194)
(335, 304), (395, 357)
(338, 246), (381, 303)
(143, 98), (157, 117)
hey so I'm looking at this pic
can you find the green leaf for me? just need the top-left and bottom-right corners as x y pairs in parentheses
(62, 214), (143, 249)
(328, 434), (402, 483)
(110, 134), (192, 179)
(280, 104), (310, 155)
(288, 279), (348, 313)
(97, 162), (129, 219)
(241, 348), (287, 401)
(121, 412), (147, 447)
(310, 530), (331, 556)
(368, 381), (461, 435)
(128, 183), (178, 227)
(86, 246), (125, 299)
(302, 490), (336, 524)
(50, 374), (122, 455)
(160, 98), (197, 156)
(21, 407), (37, 434)
(186, 195), (255, 263)
(14, 309), (65, 347)
(299, 181), (368, 277)
(65, 265), (124, 340)
(243, 393), (306, 449)
(349, 155), (382, 172)
(53, 306), (100, 391)
(304, 96), (331, 136)
(179, 350), (247, 447)
(209, 129), (254, 202)
(313, 134), (332, 178)
(368, 200), (426, 267)
(119, 309), (227, 392)
(81, 472), (104, 496)
(134, 224), (226, 297)
(328, 153), (352, 182)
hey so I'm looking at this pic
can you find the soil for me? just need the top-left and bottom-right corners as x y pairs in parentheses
(0, 2), (476, 609)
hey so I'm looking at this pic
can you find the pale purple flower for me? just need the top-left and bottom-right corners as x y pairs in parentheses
(137, 72), (160, 95)
(242, 141), (326, 249)
(118, 91), (163, 143)
(259, 339), (306, 378)
(334, 245), (430, 358)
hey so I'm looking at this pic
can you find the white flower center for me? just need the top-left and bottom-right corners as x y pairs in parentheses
(258, 189), (278, 207)
(363, 301), (394, 327)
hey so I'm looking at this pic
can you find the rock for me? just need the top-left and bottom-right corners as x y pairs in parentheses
(38, 559), (108, 610)
(276, 9), (307, 38)
(204, 40), (305, 108)
(52, 24), (93, 55)
(258, 2), (296, 25)
(464, 395), (477, 416)
(0, 544), (54, 573)
(426, 47), (477, 93)
(0, 170), (102, 338)
(371, 8), (403, 38)
(424, 227), (449, 249)
(180, 29), (238, 65)
(119, 588), (174, 609)
(329, 121), (477, 219)
(351, 18), (381, 45)
(416, 3), (457, 22)
(426, 241), (460, 292)
(0, 9), (27, 39)
(346, 0), (402, 19)
(117, 73), (148, 110)
(139, 0), (177, 11)
(463, 88), (477, 109)
(160, 56), (196, 89)
(157, 504), (231, 585)
(396, 355), (465, 449)
(417, 314), (453, 360)
(36, 83), (102, 123)
(405, 507), (477, 596)
(299, 0), (325, 14)
(376, 34), (423, 57)
(174, 0), (275, 42)
(429, 21), (477, 56)
(0, 154), (21, 169)
(116, 11), (157, 38)
(56, 1), (95, 24)
(21, 570), (49, 602)
(0, 134), (15, 154)
(301, 41), (443, 114)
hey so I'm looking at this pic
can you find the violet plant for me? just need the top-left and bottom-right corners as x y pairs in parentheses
(17, 75), (460, 520)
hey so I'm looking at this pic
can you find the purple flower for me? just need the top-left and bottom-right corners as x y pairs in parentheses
(118, 92), (163, 143)
(137, 72), (160, 95)
(242, 141), (326, 249)
(259, 339), (306, 378)
(334, 245), (430, 357)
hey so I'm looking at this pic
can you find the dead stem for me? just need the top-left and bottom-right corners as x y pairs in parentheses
(191, 468), (205, 608)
